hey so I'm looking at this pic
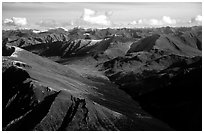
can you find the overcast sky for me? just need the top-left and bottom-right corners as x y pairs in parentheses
(2, 2), (202, 30)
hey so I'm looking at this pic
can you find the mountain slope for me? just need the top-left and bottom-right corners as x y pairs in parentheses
(127, 33), (201, 57)
(2, 46), (172, 131)
(98, 48), (202, 130)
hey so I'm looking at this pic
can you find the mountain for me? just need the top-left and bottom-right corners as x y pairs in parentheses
(2, 26), (202, 131)
(127, 33), (201, 57)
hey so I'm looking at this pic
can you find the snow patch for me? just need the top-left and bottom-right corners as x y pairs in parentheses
(10, 47), (23, 58)
(13, 60), (30, 69)
(32, 29), (48, 33)
(91, 39), (102, 42)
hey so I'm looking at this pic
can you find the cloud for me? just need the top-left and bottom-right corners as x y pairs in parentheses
(150, 16), (176, 26)
(129, 16), (177, 26)
(195, 15), (202, 22)
(130, 19), (143, 25)
(36, 19), (58, 27)
(189, 15), (202, 25)
(149, 19), (162, 26)
(82, 8), (111, 26)
(130, 21), (137, 25)
(162, 16), (176, 25)
(3, 17), (27, 26)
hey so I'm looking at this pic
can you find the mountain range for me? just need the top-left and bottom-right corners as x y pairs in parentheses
(2, 26), (202, 131)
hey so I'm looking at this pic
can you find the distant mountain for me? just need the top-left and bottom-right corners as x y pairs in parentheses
(128, 28), (201, 57)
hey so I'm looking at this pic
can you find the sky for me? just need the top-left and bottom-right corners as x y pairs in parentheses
(2, 2), (202, 30)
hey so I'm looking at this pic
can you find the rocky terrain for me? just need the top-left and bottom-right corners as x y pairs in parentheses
(2, 26), (202, 131)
